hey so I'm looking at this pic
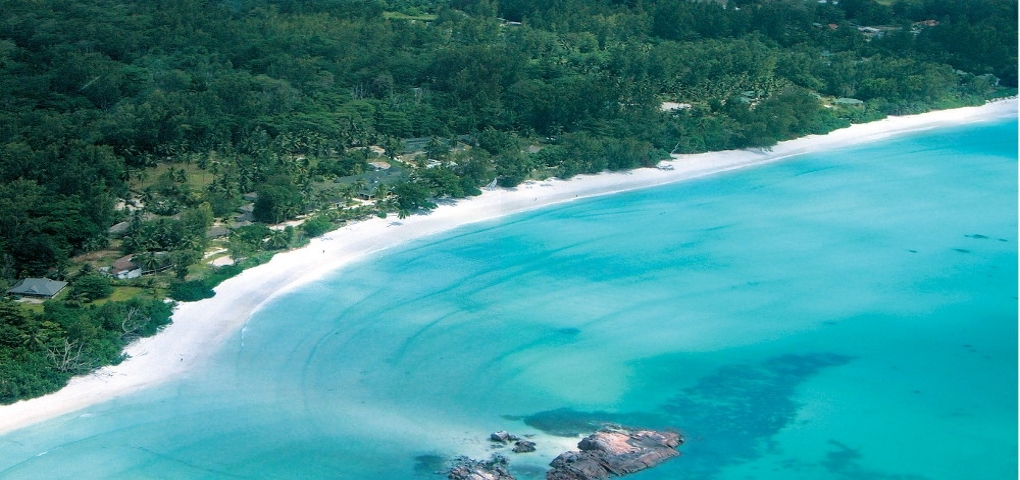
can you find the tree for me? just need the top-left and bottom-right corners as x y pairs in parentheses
(381, 136), (404, 160)
(228, 224), (271, 259)
(133, 252), (163, 274)
(424, 137), (451, 161)
(70, 274), (113, 303)
(392, 180), (437, 213)
(180, 203), (214, 241)
(495, 151), (531, 187)
(420, 166), (466, 198)
(477, 128), (518, 155)
(266, 227), (294, 249)
(301, 216), (332, 238)
(168, 250), (202, 279)
(43, 338), (95, 374)
(98, 297), (174, 339)
(254, 182), (303, 224)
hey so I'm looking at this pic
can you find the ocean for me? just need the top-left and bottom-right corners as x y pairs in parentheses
(1, 117), (1016, 479)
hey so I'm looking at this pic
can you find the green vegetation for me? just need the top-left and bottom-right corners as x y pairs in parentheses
(69, 273), (114, 303)
(0, 0), (1015, 403)
(0, 296), (172, 403)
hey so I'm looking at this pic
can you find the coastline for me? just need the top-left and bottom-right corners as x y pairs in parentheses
(0, 99), (1015, 437)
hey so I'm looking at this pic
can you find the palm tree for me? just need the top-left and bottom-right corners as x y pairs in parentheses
(353, 177), (368, 196)
(266, 229), (291, 250)
(134, 252), (162, 274)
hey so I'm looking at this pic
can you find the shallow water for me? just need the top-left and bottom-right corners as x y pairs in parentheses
(1, 118), (1016, 479)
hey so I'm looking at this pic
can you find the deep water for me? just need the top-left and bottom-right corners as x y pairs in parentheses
(1, 118), (1016, 479)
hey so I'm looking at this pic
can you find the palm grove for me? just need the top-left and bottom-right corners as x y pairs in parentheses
(0, 0), (1015, 402)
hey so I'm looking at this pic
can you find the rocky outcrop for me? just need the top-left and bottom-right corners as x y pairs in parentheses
(546, 428), (682, 480)
(489, 431), (535, 454)
(452, 426), (680, 480)
(490, 431), (520, 444)
(448, 455), (516, 480)
(512, 440), (537, 453)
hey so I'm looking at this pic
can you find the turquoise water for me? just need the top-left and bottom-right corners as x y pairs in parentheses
(1, 118), (1016, 479)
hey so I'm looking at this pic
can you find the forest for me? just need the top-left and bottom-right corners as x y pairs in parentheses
(0, 0), (1016, 402)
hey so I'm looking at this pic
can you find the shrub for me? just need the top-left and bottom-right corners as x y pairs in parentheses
(72, 274), (113, 302)
(302, 215), (333, 238)
(168, 280), (215, 301)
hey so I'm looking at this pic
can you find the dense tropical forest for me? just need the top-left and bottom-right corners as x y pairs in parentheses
(0, 0), (1015, 403)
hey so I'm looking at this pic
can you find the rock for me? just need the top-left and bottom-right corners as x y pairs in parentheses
(512, 440), (537, 453)
(490, 430), (520, 443)
(547, 451), (609, 480)
(545, 428), (682, 480)
(449, 455), (516, 480)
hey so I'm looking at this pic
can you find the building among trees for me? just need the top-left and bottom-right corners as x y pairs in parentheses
(109, 255), (143, 279)
(6, 278), (68, 299)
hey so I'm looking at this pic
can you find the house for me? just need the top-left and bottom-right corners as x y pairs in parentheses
(110, 255), (143, 279)
(7, 278), (68, 299)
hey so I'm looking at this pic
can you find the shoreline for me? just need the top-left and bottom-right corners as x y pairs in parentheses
(0, 99), (1015, 437)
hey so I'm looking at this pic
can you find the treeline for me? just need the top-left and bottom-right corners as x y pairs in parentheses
(0, 295), (172, 403)
(0, 0), (1015, 286)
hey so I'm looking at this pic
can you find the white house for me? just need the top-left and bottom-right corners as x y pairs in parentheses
(110, 255), (142, 279)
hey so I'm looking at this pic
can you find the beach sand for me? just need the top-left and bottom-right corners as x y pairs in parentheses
(0, 99), (1015, 436)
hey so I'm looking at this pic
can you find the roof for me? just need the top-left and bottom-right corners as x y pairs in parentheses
(110, 255), (138, 274)
(7, 278), (68, 297)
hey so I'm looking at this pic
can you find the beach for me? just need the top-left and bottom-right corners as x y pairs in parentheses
(0, 98), (1015, 436)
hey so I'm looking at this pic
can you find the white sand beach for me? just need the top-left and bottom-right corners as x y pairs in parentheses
(0, 99), (1015, 436)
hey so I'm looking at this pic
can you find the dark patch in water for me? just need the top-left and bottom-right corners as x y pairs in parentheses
(998, 238), (1008, 242)
(658, 353), (854, 479)
(952, 248), (970, 253)
(520, 408), (619, 437)
(821, 440), (928, 479)
(509, 463), (549, 479)
(964, 234), (989, 239)
(413, 454), (447, 477)
(519, 408), (664, 438)
(907, 249), (918, 253)
(556, 328), (581, 336)
(521, 353), (854, 479)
